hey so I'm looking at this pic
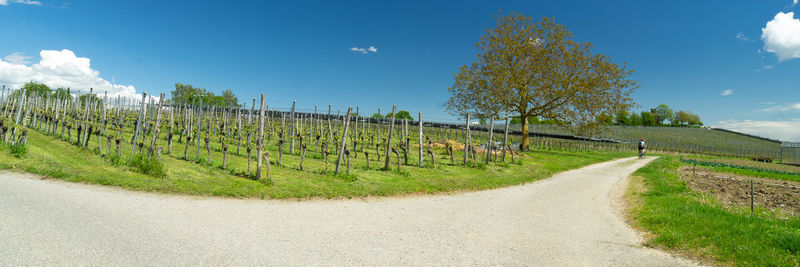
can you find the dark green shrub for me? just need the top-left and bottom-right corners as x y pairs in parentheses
(9, 143), (27, 158)
(130, 153), (167, 178)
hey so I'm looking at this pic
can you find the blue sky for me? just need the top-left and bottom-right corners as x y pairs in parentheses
(1, 0), (799, 140)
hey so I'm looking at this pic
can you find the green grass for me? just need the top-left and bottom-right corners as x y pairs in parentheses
(0, 129), (629, 199)
(704, 166), (800, 183)
(628, 156), (800, 266)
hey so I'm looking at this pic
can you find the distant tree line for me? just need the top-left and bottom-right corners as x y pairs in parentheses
(605, 104), (702, 127)
(500, 103), (702, 127)
(6, 81), (79, 102)
(169, 83), (240, 108)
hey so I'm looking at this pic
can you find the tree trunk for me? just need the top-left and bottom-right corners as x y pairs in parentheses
(184, 136), (192, 159)
(205, 137), (211, 164)
(520, 115), (530, 151)
(222, 145), (228, 169)
(247, 145), (252, 175)
(263, 152), (271, 182)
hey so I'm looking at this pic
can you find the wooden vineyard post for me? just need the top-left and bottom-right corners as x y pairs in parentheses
(148, 93), (165, 159)
(290, 100), (296, 154)
(486, 117), (494, 164)
(326, 104), (332, 158)
(502, 118), (509, 163)
(418, 112), (423, 168)
(236, 105), (242, 155)
(384, 105), (397, 170)
(195, 96), (204, 162)
(102, 91), (108, 136)
(81, 88), (93, 146)
(750, 180), (754, 217)
(334, 107), (352, 175)
(168, 101), (175, 154)
(463, 113), (470, 165)
(10, 91), (25, 146)
(0, 85), (4, 114)
(255, 94), (265, 180)
(130, 91), (146, 163)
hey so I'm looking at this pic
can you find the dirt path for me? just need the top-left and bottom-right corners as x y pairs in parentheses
(0, 157), (697, 266)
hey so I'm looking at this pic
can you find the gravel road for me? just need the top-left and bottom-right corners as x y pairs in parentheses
(0, 157), (698, 266)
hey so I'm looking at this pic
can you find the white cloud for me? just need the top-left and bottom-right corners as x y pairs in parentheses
(795, 0), (798, 6)
(735, 32), (752, 42)
(0, 49), (136, 98)
(761, 12), (800, 61)
(3, 52), (32, 64)
(715, 119), (800, 142)
(758, 102), (800, 112)
(721, 89), (734, 96)
(349, 46), (378, 54)
(755, 65), (775, 72)
(0, 0), (42, 6)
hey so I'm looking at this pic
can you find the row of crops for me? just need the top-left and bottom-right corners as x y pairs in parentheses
(478, 123), (781, 160)
(0, 89), (555, 180)
(0, 87), (783, 181)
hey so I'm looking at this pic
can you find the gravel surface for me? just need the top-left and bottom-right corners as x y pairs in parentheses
(0, 157), (698, 266)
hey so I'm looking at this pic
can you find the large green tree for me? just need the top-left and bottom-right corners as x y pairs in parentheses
(654, 104), (674, 125)
(444, 13), (638, 151)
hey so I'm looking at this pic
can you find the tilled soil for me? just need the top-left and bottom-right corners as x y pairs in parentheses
(679, 167), (800, 215)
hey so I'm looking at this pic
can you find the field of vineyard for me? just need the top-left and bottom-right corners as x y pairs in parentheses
(0, 87), (786, 198)
(0, 89), (636, 197)
(474, 124), (782, 160)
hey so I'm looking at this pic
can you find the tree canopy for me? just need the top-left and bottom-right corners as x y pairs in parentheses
(384, 110), (414, 121)
(170, 83), (240, 108)
(444, 13), (638, 151)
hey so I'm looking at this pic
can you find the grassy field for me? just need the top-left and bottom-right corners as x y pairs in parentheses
(627, 156), (800, 266)
(0, 129), (629, 199)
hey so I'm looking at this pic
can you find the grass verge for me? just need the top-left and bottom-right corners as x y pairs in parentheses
(1, 130), (628, 199)
(627, 156), (800, 266)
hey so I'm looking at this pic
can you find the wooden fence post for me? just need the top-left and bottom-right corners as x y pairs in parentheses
(418, 112), (423, 167)
(195, 96), (204, 161)
(335, 107), (353, 175)
(502, 117), (509, 163)
(148, 93), (165, 159)
(289, 100), (296, 154)
(384, 105), (397, 170)
(130, 91), (146, 163)
(486, 117), (494, 164)
(255, 94), (265, 180)
(463, 113), (470, 165)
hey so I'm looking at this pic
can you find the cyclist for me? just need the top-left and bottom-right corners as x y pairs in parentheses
(637, 138), (646, 158)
